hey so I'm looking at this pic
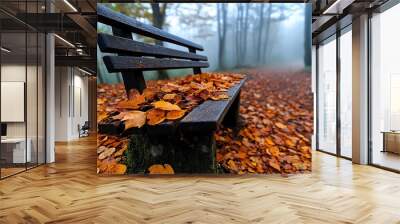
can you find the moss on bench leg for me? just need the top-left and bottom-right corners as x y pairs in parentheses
(124, 131), (217, 174)
(174, 132), (217, 173)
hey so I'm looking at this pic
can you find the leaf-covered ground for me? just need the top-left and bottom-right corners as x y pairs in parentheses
(216, 70), (313, 174)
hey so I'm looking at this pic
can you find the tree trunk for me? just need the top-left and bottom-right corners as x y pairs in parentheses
(304, 5), (312, 69)
(217, 3), (227, 70)
(256, 4), (265, 64)
(235, 4), (242, 67)
(241, 4), (249, 65)
(151, 3), (169, 79)
(261, 6), (272, 63)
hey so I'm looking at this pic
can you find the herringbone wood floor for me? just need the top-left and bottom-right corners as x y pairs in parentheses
(1, 136), (400, 224)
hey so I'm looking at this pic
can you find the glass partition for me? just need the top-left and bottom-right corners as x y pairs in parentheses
(317, 36), (337, 154)
(0, 1), (46, 179)
(1, 25), (28, 178)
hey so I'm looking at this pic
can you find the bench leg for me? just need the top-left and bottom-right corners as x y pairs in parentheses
(178, 132), (216, 173)
(223, 90), (241, 128)
(121, 72), (146, 97)
(125, 132), (217, 174)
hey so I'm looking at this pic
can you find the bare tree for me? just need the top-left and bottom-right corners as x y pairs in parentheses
(235, 4), (243, 67)
(241, 4), (250, 65)
(256, 4), (265, 64)
(261, 5), (272, 63)
(217, 3), (228, 69)
(304, 4), (312, 68)
(151, 3), (169, 79)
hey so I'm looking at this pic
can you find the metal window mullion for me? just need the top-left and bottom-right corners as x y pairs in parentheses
(367, 11), (373, 165)
(336, 28), (341, 157)
(25, 0), (28, 171)
(316, 44), (320, 151)
(36, 0), (39, 167)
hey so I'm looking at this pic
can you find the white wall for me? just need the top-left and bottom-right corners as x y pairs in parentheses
(54, 67), (89, 141)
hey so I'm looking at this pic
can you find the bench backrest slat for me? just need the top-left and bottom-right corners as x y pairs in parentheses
(97, 4), (203, 50)
(104, 56), (209, 72)
(98, 33), (207, 61)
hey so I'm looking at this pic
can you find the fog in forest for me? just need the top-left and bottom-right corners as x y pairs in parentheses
(98, 3), (311, 83)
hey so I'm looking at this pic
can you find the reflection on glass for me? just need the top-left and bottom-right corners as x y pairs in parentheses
(27, 32), (38, 169)
(371, 4), (400, 171)
(318, 37), (337, 154)
(340, 29), (352, 158)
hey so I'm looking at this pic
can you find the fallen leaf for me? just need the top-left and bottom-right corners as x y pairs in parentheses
(275, 122), (287, 130)
(163, 93), (177, 100)
(166, 110), (186, 120)
(210, 92), (229, 100)
(116, 100), (140, 110)
(98, 147), (116, 160)
(113, 164), (127, 174)
(122, 111), (146, 130)
(114, 145), (127, 157)
(269, 159), (281, 171)
(152, 100), (181, 111)
(148, 164), (174, 174)
(147, 108), (166, 125)
(142, 87), (157, 100)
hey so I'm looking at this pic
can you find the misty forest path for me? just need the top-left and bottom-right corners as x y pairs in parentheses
(216, 69), (313, 174)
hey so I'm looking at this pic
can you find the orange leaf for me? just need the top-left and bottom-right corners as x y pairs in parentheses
(275, 122), (287, 130)
(268, 146), (280, 157)
(166, 110), (185, 120)
(237, 151), (247, 159)
(210, 92), (229, 100)
(97, 112), (108, 122)
(98, 147), (115, 160)
(122, 111), (146, 130)
(227, 160), (238, 172)
(148, 164), (174, 174)
(163, 93), (177, 100)
(152, 100), (181, 111)
(146, 108), (166, 125)
(269, 159), (281, 171)
(114, 145), (127, 157)
(143, 87), (157, 100)
(116, 100), (140, 110)
(113, 164), (127, 174)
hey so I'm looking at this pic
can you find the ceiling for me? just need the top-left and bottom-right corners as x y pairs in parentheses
(311, 0), (391, 44)
(0, 0), (96, 74)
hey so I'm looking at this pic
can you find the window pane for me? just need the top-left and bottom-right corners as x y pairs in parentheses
(340, 29), (352, 158)
(371, 4), (400, 171)
(318, 37), (337, 154)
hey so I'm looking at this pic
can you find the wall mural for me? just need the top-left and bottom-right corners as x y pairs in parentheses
(96, 3), (313, 175)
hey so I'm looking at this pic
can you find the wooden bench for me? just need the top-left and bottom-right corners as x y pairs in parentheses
(97, 5), (245, 173)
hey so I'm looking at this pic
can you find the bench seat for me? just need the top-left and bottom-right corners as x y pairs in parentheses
(98, 78), (245, 136)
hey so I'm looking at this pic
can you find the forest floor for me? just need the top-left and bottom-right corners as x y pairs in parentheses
(216, 69), (313, 175)
(97, 69), (313, 175)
